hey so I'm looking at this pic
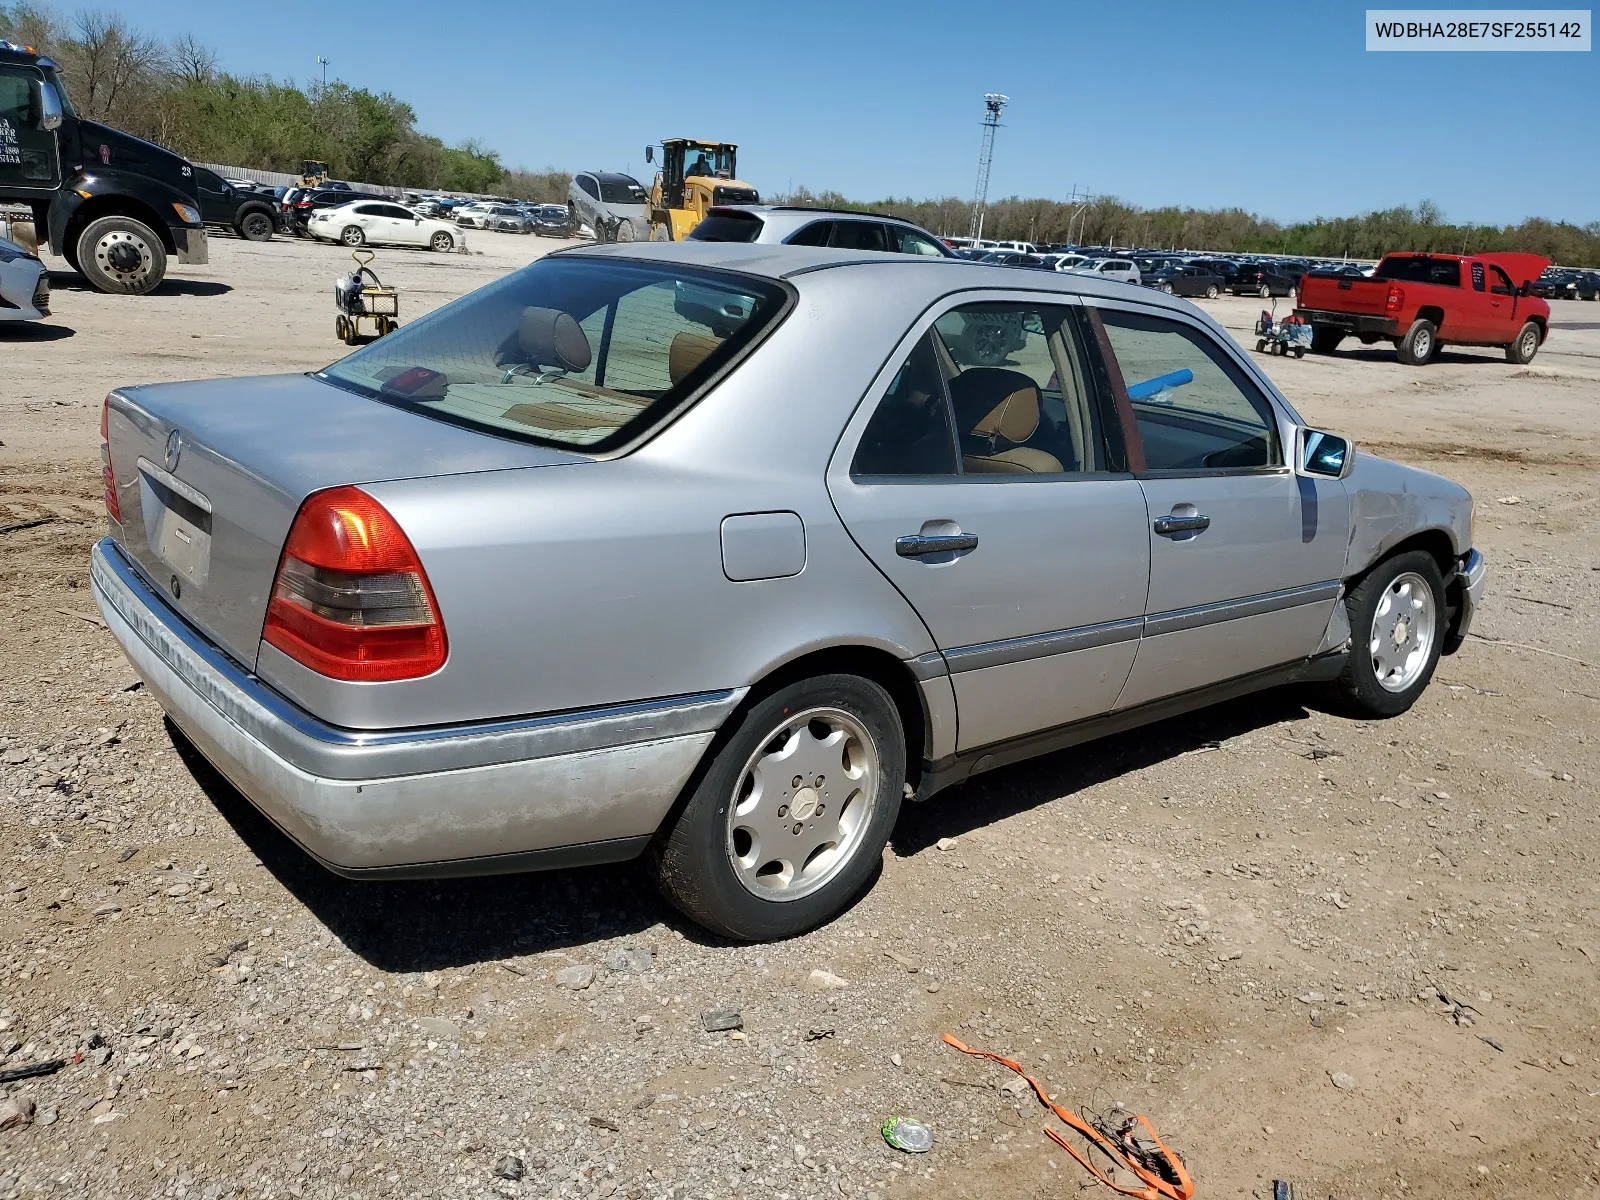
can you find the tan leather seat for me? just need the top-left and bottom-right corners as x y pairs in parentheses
(669, 331), (722, 385)
(947, 368), (1064, 474)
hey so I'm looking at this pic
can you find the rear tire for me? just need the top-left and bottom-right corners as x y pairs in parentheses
(1311, 327), (1343, 355)
(1505, 321), (1540, 365)
(76, 215), (167, 295)
(341, 225), (366, 247)
(650, 674), (905, 941)
(1397, 318), (1437, 366)
(238, 210), (274, 242)
(1258, 284), (1271, 298)
(1204, 284), (1218, 299)
(1326, 551), (1446, 718)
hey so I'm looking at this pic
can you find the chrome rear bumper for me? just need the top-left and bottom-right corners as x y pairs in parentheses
(91, 538), (736, 877)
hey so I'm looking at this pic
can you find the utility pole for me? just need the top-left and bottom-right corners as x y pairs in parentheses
(317, 56), (328, 90)
(968, 93), (1007, 241)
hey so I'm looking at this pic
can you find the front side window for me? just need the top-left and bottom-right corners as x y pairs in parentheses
(1096, 308), (1280, 472)
(320, 258), (789, 452)
(892, 227), (947, 257)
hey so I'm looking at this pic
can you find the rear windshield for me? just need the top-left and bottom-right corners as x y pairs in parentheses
(318, 256), (790, 452)
(1374, 256), (1461, 287)
(687, 212), (763, 243)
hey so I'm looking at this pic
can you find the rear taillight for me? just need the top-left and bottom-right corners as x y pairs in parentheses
(262, 486), (447, 682)
(1386, 284), (1405, 312)
(100, 396), (121, 522)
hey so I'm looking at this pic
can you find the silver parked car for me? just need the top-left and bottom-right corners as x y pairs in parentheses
(569, 171), (649, 243)
(687, 205), (953, 256)
(92, 243), (1485, 940)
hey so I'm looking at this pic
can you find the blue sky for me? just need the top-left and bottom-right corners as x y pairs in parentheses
(107, 0), (1598, 225)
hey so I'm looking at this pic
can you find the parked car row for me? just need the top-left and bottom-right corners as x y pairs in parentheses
(1532, 266), (1600, 300)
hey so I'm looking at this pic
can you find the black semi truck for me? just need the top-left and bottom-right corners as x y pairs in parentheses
(1, 39), (207, 294)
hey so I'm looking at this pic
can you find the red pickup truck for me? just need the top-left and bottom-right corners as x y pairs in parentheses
(1295, 252), (1549, 366)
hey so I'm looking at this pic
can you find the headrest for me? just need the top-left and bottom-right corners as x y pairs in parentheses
(669, 331), (721, 385)
(517, 307), (591, 373)
(948, 368), (1041, 444)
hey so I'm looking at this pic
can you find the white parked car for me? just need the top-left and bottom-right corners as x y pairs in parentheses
(454, 202), (500, 229)
(0, 236), (49, 322)
(1070, 258), (1141, 285)
(308, 201), (463, 252)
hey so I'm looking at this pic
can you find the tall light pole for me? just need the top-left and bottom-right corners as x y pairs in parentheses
(317, 56), (328, 90)
(968, 92), (1007, 241)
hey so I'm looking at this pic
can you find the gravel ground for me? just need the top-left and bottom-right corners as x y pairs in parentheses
(1, 233), (1598, 1200)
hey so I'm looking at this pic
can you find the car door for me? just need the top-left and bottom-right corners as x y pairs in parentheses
(0, 64), (62, 197)
(827, 297), (1151, 752)
(1086, 302), (1350, 708)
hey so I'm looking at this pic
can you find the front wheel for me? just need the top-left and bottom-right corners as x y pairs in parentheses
(341, 225), (366, 247)
(650, 223), (671, 242)
(614, 218), (635, 243)
(76, 215), (167, 295)
(1160, 283), (1173, 294)
(429, 230), (455, 252)
(1505, 321), (1540, 365)
(650, 675), (905, 941)
(1397, 318), (1436, 366)
(592, 221), (610, 244)
(1326, 551), (1446, 717)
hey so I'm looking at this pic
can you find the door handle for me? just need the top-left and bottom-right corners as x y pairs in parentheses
(1153, 513), (1210, 536)
(896, 533), (978, 557)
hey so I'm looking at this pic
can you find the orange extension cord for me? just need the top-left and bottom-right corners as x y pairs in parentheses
(943, 1034), (1196, 1200)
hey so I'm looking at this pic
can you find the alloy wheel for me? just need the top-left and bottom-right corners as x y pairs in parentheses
(1369, 571), (1437, 692)
(724, 707), (880, 901)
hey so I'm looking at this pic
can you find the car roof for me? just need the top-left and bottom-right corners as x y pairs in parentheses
(566, 242), (1211, 313)
(588, 171), (645, 186)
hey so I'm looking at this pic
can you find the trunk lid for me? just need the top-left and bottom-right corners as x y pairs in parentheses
(105, 372), (586, 669)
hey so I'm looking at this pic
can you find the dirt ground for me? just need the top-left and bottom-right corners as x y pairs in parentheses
(1, 233), (1597, 1200)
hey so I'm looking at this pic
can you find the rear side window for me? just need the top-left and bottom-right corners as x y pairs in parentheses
(576, 176), (599, 199)
(1374, 256), (1462, 287)
(829, 221), (889, 252)
(785, 221), (833, 247)
(852, 334), (958, 477)
(687, 212), (764, 243)
(320, 258), (790, 452)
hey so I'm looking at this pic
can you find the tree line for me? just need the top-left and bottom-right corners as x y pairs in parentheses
(776, 187), (1600, 267)
(5, 6), (1594, 263)
(0, 4), (568, 200)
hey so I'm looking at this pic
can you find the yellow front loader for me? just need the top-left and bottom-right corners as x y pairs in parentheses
(644, 139), (759, 241)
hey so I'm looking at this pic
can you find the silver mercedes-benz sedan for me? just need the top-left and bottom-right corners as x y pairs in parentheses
(91, 242), (1485, 940)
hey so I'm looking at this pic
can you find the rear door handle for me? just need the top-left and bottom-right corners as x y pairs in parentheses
(1153, 514), (1210, 536)
(896, 533), (978, 557)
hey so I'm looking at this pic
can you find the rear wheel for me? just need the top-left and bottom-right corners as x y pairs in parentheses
(335, 315), (352, 344)
(651, 674), (905, 941)
(76, 215), (167, 295)
(238, 210), (274, 242)
(1204, 284), (1219, 299)
(429, 230), (455, 252)
(341, 225), (365, 247)
(1311, 326), (1344, 355)
(1327, 551), (1445, 718)
(1505, 321), (1540, 365)
(1397, 318), (1436, 366)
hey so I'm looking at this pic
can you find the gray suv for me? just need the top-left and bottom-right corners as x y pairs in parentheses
(569, 171), (649, 243)
(688, 205), (954, 256)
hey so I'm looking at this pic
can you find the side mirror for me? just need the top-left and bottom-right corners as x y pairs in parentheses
(1296, 427), (1354, 480)
(644, 146), (654, 164)
(1516, 280), (1533, 297)
(38, 81), (63, 131)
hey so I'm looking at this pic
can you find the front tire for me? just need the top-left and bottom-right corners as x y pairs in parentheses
(1505, 321), (1540, 365)
(1397, 318), (1437, 366)
(429, 230), (455, 252)
(341, 225), (366, 247)
(651, 675), (905, 941)
(650, 223), (671, 242)
(1327, 551), (1446, 718)
(614, 219), (635, 243)
(592, 221), (610, 244)
(76, 215), (167, 295)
